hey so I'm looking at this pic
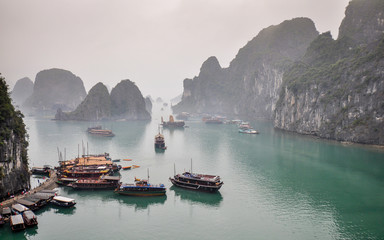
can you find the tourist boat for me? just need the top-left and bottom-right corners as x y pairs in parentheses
(11, 203), (29, 215)
(22, 210), (38, 227)
(61, 166), (112, 178)
(10, 215), (25, 232)
(238, 122), (259, 134)
(31, 165), (52, 176)
(56, 177), (78, 186)
(1, 207), (11, 218)
(161, 115), (185, 128)
(170, 164), (223, 192)
(68, 175), (121, 190)
(87, 125), (115, 137)
(17, 198), (39, 211)
(154, 133), (167, 150)
(51, 196), (76, 207)
(115, 171), (166, 196)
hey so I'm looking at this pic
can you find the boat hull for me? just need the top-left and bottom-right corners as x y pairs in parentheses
(116, 191), (166, 197)
(169, 178), (222, 192)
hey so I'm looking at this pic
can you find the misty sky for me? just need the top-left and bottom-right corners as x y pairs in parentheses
(0, 0), (350, 100)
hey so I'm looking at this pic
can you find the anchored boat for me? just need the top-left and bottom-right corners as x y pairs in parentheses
(115, 169), (166, 196)
(170, 162), (223, 192)
(51, 196), (76, 207)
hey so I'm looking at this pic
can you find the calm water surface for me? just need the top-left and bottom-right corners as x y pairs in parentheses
(1, 105), (384, 240)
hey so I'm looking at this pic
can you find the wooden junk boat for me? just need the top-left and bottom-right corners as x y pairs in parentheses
(154, 133), (167, 150)
(31, 165), (52, 176)
(115, 179), (166, 197)
(161, 115), (185, 128)
(51, 196), (76, 207)
(170, 166), (223, 192)
(68, 175), (121, 190)
(22, 210), (38, 227)
(87, 126), (115, 137)
(10, 215), (25, 232)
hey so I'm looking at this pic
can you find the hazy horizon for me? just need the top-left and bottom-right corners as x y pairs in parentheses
(0, 0), (350, 101)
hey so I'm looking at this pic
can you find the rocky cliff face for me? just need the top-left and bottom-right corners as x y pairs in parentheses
(274, 0), (384, 145)
(110, 80), (151, 120)
(11, 77), (34, 108)
(145, 96), (153, 114)
(0, 76), (30, 199)
(173, 18), (319, 118)
(338, 0), (384, 45)
(56, 80), (150, 121)
(24, 68), (86, 115)
(55, 82), (111, 121)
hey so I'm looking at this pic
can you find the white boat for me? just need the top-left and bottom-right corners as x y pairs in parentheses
(51, 196), (76, 207)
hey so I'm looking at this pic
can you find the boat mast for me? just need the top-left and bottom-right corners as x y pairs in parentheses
(147, 168), (150, 182)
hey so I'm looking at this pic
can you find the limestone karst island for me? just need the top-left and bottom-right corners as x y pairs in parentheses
(1, 0), (383, 239)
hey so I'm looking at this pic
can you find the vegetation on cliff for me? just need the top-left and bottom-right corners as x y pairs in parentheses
(275, 0), (384, 145)
(0, 75), (29, 198)
(56, 80), (151, 121)
(173, 18), (319, 118)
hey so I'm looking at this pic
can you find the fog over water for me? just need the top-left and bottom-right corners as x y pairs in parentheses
(0, 0), (350, 100)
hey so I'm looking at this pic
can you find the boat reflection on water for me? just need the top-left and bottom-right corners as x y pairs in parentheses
(51, 205), (76, 215)
(115, 196), (167, 211)
(114, 195), (167, 211)
(170, 186), (223, 207)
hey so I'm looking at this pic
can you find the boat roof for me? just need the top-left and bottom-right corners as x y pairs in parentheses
(39, 189), (58, 194)
(11, 215), (24, 225)
(31, 193), (54, 200)
(23, 210), (36, 219)
(12, 203), (29, 212)
(2, 207), (11, 214)
(181, 172), (220, 181)
(53, 196), (75, 203)
(17, 199), (35, 206)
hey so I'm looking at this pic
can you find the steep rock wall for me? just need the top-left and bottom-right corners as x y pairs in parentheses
(0, 76), (30, 199)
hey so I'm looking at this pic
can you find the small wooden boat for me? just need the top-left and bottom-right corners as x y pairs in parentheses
(132, 165), (140, 168)
(11, 203), (29, 215)
(155, 133), (167, 150)
(123, 166), (132, 170)
(22, 210), (38, 227)
(51, 196), (76, 207)
(123, 159), (132, 161)
(112, 159), (121, 162)
(10, 215), (25, 232)
(1, 207), (12, 218)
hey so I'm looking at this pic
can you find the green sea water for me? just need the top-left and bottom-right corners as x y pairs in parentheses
(1, 105), (384, 240)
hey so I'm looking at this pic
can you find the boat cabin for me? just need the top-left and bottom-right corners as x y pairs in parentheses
(22, 210), (38, 227)
(11, 204), (29, 214)
(2, 207), (12, 218)
(51, 196), (76, 207)
(10, 215), (25, 232)
(16, 199), (39, 211)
